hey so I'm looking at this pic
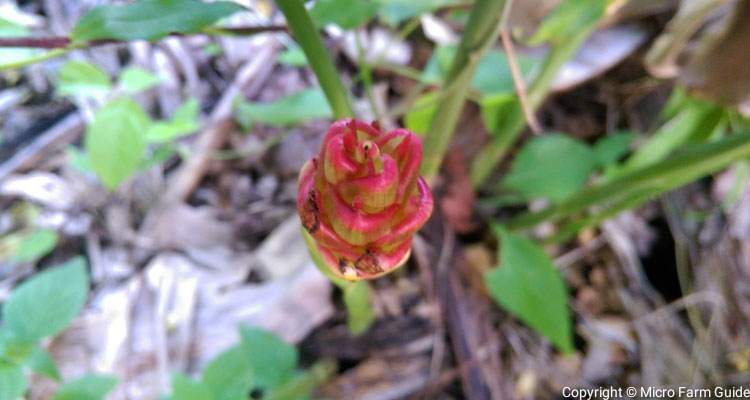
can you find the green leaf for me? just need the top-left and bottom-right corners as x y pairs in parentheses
(343, 281), (375, 335)
(376, 0), (461, 27)
(52, 374), (118, 400)
(528, 0), (607, 45)
(0, 361), (26, 400)
(592, 131), (634, 167)
(3, 257), (89, 341)
(172, 373), (214, 400)
(71, 0), (243, 42)
(234, 88), (332, 129)
(239, 326), (298, 390)
(502, 133), (597, 202)
(66, 146), (95, 175)
(267, 360), (336, 400)
(422, 47), (538, 96)
(12, 228), (57, 263)
(146, 98), (200, 143)
(0, 330), (35, 364)
(485, 227), (573, 353)
(404, 92), (438, 136)
(57, 61), (111, 98)
(277, 45), (308, 67)
(85, 98), (150, 189)
(26, 346), (61, 381)
(201, 344), (254, 400)
(119, 66), (161, 93)
(310, 0), (378, 30)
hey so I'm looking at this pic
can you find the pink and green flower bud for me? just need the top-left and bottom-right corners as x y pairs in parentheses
(298, 118), (434, 281)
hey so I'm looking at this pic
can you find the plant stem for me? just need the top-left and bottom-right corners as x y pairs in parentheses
(420, 0), (507, 180)
(276, 0), (354, 119)
(469, 8), (603, 187)
(507, 131), (750, 230)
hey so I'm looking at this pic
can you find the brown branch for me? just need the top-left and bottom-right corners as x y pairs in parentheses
(500, 28), (543, 135)
(0, 25), (287, 49)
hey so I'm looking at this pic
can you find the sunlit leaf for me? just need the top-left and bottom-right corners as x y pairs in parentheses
(57, 61), (111, 98)
(85, 98), (150, 189)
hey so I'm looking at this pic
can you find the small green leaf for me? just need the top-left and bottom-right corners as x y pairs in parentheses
(239, 326), (298, 390)
(593, 131), (634, 167)
(502, 133), (597, 202)
(27, 346), (61, 381)
(277, 45), (307, 67)
(66, 146), (95, 175)
(485, 227), (573, 353)
(310, 0), (378, 30)
(52, 374), (118, 400)
(234, 88), (332, 129)
(72, 0), (243, 42)
(0, 331), (35, 364)
(85, 98), (150, 189)
(3, 257), (89, 341)
(57, 61), (111, 98)
(0, 361), (26, 400)
(119, 66), (161, 93)
(343, 281), (375, 335)
(528, 0), (607, 45)
(201, 344), (254, 400)
(267, 360), (336, 400)
(404, 92), (438, 136)
(146, 98), (200, 143)
(172, 373), (213, 400)
(12, 228), (57, 262)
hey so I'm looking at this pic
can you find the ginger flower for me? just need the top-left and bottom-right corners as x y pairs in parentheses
(298, 118), (433, 280)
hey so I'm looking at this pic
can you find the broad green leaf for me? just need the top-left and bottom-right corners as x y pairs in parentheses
(146, 98), (200, 143)
(3, 257), (89, 341)
(201, 344), (254, 400)
(528, 0), (607, 45)
(479, 93), (522, 134)
(27, 346), (61, 381)
(376, 0), (462, 27)
(422, 47), (538, 96)
(57, 61), (111, 98)
(0, 361), (26, 400)
(277, 45), (307, 66)
(239, 326), (298, 390)
(593, 131), (634, 167)
(12, 228), (57, 262)
(52, 374), (118, 400)
(172, 373), (213, 400)
(485, 227), (573, 353)
(310, 0), (378, 29)
(404, 92), (438, 136)
(72, 0), (243, 42)
(234, 88), (332, 129)
(85, 98), (150, 189)
(343, 281), (375, 335)
(119, 66), (161, 93)
(502, 133), (597, 202)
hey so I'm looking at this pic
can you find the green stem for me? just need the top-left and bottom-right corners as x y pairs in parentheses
(276, 0), (354, 119)
(469, 9), (603, 187)
(302, 229), (375, 335)
(507, 132), (750, 230)
(420, 0), (507, 180)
